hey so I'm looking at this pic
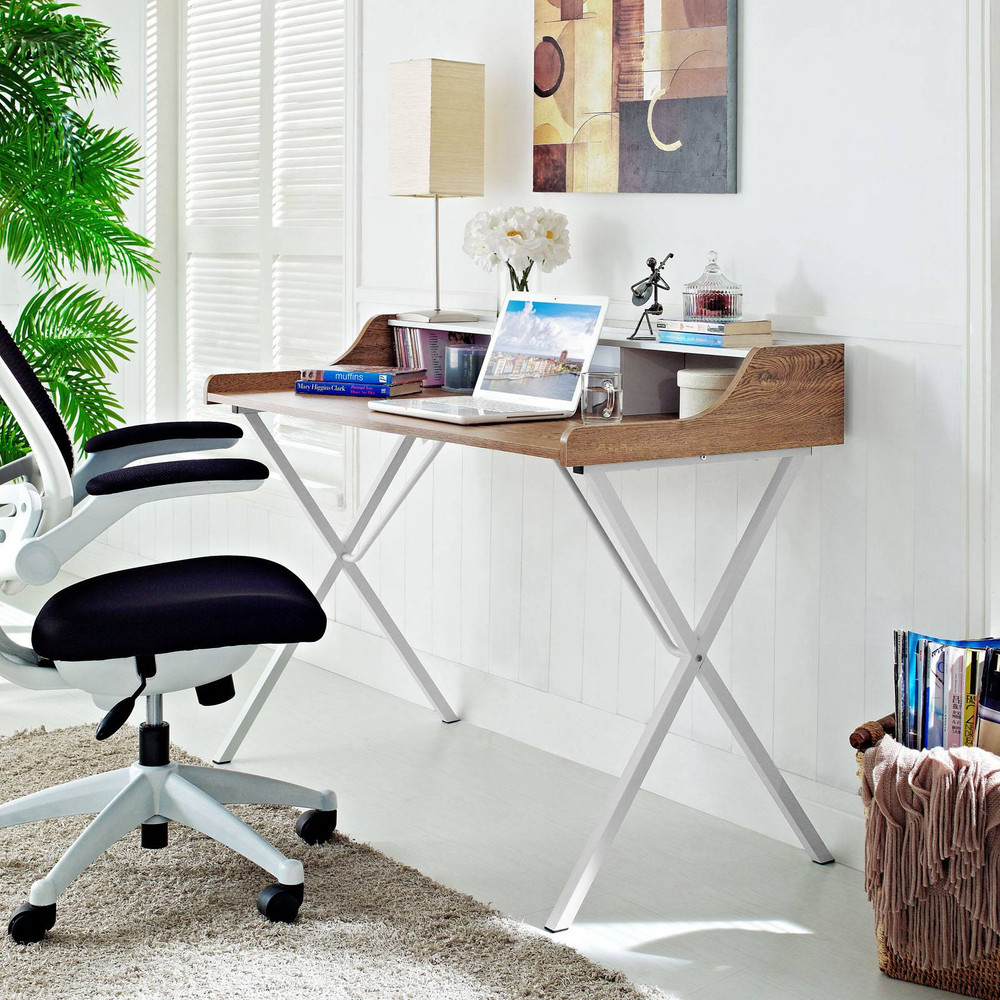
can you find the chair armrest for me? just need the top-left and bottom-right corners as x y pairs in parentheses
(84, 421), (243, 454)
(72, 421), (244, 503)
(85, 458), (268, 496)
(13, 464), (269, 585)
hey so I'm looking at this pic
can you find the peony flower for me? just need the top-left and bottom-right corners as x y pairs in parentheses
(462, 205), (571, 290)
(528, 207), (570, 273)
(461, 208), (499, 270)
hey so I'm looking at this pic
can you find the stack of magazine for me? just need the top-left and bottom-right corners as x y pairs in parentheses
(893, 631), (1000, 753)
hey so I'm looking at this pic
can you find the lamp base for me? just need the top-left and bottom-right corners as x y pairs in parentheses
(396, 307), (480, 324)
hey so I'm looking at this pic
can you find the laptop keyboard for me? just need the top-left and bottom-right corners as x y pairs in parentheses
(403, 398), (555, 414)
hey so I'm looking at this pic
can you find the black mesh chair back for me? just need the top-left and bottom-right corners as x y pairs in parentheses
(0, 321), (75, 529)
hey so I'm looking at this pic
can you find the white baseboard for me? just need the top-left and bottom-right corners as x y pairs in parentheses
(67, 541), (866, 869)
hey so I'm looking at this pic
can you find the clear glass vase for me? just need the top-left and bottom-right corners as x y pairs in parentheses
(507, 261), (533, 292)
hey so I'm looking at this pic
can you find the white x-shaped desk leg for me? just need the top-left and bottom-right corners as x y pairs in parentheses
(544, 453), (833, 932)
(215, 412), (457, 764)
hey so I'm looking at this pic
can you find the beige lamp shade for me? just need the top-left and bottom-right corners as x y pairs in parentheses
(389, 59), (485, 198)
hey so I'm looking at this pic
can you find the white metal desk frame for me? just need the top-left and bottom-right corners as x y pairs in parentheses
(214, 407), (834, 932)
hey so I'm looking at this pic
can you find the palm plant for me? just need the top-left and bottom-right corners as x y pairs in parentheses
(0, 0), (155, 462)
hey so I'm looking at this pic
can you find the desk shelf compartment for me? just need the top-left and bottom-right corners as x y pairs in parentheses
(205, 314), (844, 468)
(388, 321), (491, 387)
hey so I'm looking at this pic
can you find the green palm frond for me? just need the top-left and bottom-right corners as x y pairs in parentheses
(0, 1), (152, 462)
(16, 285), (135, 370)
(1, 189), (156, 286)
(0, 59), (66, 127)
(45, 366), (124, 444)
(0, 1), (120, 100)
(0, 409), (29, 466)
(0, 116), (154, 285)
(13, 285), (134, 445)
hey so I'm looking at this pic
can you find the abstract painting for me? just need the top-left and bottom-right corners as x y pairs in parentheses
(533, 0), (737, 193)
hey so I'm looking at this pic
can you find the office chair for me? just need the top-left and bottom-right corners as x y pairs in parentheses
(0, 322), (338, 942)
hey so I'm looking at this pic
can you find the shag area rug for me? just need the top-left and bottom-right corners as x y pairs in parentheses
(0, 726), (667, 999)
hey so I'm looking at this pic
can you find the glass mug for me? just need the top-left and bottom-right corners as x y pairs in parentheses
(581, 371), (623, 424)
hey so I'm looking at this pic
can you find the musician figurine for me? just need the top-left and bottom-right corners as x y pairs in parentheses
(628, 253), (674, 340)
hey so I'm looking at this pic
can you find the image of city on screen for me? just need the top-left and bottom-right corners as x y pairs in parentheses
(481, 298), (604, 402)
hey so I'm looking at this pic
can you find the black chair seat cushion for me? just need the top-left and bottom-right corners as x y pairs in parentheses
(32, 556), (326, 662)
(84, 421), (243, 454)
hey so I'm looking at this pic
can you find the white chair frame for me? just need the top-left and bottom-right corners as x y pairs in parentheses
(0, 351), (337, 938)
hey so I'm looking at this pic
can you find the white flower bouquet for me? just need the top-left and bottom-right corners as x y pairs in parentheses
(462, 206), (570, 292)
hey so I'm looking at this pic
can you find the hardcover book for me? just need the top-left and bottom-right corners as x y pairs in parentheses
(300, 365), (426, 385)
(656, 329), (773, 348)
(655, 318), (772, 336)
(294, 379), (422, 398)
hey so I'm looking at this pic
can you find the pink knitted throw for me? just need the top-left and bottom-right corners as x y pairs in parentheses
(862, 737), (1000, 970)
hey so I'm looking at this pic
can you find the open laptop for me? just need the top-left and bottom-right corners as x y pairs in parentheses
(368, 292), (610, 425)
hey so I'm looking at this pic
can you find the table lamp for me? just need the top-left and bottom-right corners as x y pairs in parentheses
(389, 58), (485, 323)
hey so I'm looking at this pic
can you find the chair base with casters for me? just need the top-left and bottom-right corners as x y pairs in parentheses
(0, 554), (334, 944)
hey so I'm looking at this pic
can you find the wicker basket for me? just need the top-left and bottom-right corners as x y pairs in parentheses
(852, 717), (1000, 998)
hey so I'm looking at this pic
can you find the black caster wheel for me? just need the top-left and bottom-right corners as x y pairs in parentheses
(8, 902), (56, 944)
(295, 808), (337, 845)
(257, 882), (303, 923)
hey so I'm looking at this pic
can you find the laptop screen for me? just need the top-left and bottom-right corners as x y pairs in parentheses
(478, 297), (605, 403)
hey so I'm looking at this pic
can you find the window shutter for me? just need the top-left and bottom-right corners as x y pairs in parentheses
(273, 0), (345, 230)
(186, 254), (261, 414)
(185, 0), (261, 225)
(179, 0), (348, 493)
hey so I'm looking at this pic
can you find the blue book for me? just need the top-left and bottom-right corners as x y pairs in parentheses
(655, 329), (771, 348)
(294, 379), (418, 398)
(904, 632), (1000, 748)
(299, 365), (425, 385)
(656, 331), (729, 347)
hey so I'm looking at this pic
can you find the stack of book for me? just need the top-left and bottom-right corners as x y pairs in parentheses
(893, 630), (1000, 752)
(655, 318), (773, 348)
(295, 365), (426, 398)
(394, 326), (480, 387)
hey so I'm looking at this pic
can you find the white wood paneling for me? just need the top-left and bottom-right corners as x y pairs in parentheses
(517, 458), (554, 691)
(731, 458), (779, 758)
(402, 441), (435, 654)
(581, 471), (622, 712)
(377, 433), (407, 641)
(773, 454), (823, 780)
(617, 469), (657, 722)
(488, 452), (524, 681)
(459, 445), (492, 671)
(692, 461), (738, 752)
(655, 465), (697, 739)
(816, 346), (870, 791)
(548, 470), (587, 702)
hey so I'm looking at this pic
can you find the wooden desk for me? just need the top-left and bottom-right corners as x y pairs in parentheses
(207, 314), (844, 931)
(207, 316), (844, 466)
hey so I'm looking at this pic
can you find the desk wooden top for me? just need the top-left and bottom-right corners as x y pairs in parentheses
(206, 341), (844, 467)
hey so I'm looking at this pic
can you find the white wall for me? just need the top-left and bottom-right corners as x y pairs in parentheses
(79, 0), (972, 867)
(340, 0), (970, 864)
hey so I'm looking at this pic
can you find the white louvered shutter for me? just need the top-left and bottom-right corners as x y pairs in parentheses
(180, 0), (347, 493)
